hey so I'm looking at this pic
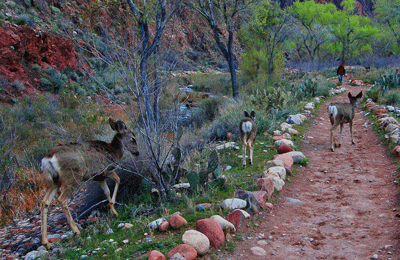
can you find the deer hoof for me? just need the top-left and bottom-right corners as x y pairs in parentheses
(338, 144), (342, 147)
(331, 147), (334, 152)
(43, 243), (51, 250)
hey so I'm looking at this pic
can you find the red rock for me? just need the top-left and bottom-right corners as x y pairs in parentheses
(169, 215), (187, 229)
(277, 144), (294, 154)
(285, 167), (292, 176)
(273, 154), (294, 168)
(6, 254), (18, 260)
(375, 109), (387, 114)
(252, 191), (268, 208)
(148, 250), (166, 260)
(48, 237), (61, 243)
(159, 221), (169, 231)
(264, 202), (274, 210)
(225, 210), (247, 230)
(272, 135), (287, 141)
(257, 178), (274, 199)
(392, 146), (400, 156)
(226, 132), (233, 139)
(196, 219), (225, 248)
(365, 103), (374, 108)
(166, 244), (197, 260)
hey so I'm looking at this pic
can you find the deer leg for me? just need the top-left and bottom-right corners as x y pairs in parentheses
(249, 144), (254, 165)
(98, 178), (119, 216)
(338, 123), (344, 148)
(41, 186), (59, 249)
(57, 188), (80, 237)
(242, 140), (247, 168)
(330, 123), (339, 152)
(350, 121), (355, 144)
(108, 172), (120, 216)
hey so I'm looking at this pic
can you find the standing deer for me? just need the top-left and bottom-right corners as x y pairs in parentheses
(328, 91), (363, 151)
(40, 118), (139, 249)
(240, 111), (257, 168)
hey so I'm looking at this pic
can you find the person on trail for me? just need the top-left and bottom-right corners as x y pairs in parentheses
(337, 63), (345, 84)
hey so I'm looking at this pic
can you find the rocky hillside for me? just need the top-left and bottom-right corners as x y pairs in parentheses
(0, 0), (374, 102)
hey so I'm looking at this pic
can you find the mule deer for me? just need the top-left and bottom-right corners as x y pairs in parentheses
(240, 111), (257, 168)
(40, 118), (139, 249)
(328, 91), (363, 151)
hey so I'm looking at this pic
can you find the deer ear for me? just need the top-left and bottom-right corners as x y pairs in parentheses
(356, 91), (363, 98)
(244, 111), (250, 118)
(348, 92), (352, 98)
(109, 118), (126, 132)
(251, 111), (256, 118)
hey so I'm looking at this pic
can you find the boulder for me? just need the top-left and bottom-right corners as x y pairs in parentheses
(273, 154), (294, 168)
(286, 114), (303, 125)
(286, 151), (307, 163)
(277, 144), (294, 154)
(167, 244), (197, 260)
(210, 215), (236, 233)
(220, 198), (247, 210)
(267, 176), (285, 191)
(265, 166), (286, 180)
(392, 146), (400, 156)
(265, 160), (285, 168)
(226, 210), (249, 230)
(182, 230), (210, 255)
(274, 139), (295, 147)
(287, 128), (299, 135)
(235, 190), (260, 214)
(196, 219), (225, 248)
(169, 215), (187, 229)
(256, 177), (275, 199)
(148, 250), (166, 260)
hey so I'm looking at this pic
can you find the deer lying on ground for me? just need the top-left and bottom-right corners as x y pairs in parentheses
(40, 118), (139, 249)
(328, 91), (363, 151)
(240, 111), (257, 168)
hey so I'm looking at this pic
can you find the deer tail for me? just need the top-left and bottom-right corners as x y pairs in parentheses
(328, 104), (338, 118)
(241, 121), (253, 134)
(41, 157), (60, 184)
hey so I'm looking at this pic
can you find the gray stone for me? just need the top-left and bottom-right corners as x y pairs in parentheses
(275, 139), (295, 147)
(265, 160), (285, 168)
(147, 218), (166, 229)
(286, 151), (307, 163)
(265, 166), (286, 180)
(220, 198), (247, 210)
(286, 115), (303, 125)
(235, 190), (260, 214)
(267, 176), (285, 191)
(24, 250), (50, 260)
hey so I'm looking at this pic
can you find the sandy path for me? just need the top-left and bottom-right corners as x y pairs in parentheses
(224, 84), (400, 259)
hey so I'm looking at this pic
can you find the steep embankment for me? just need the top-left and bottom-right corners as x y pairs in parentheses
(224, 84), (400, 259)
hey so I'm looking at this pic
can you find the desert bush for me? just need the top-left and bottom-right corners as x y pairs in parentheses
(382, 89), (400, 106)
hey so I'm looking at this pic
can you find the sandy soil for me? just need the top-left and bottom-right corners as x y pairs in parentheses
(223, 84), (400, 260)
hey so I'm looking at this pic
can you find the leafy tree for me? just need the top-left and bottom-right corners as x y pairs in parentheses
(240, 0), (293, 77)
(374, 0), (400, 52)
(331, 0), (378, 63)
(288, 0), (336, 62)
(186, 0), (253, 98)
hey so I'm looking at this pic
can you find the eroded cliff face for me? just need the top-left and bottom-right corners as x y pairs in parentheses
(0, 25), (90, 102)
(0, 0), (373, 102)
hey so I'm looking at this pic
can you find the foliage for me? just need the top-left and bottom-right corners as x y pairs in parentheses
(239, 0), (292, 78)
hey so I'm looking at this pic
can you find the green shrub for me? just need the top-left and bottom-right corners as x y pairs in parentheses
(39, 78), (53, 91)
(383, 90), (400, 106)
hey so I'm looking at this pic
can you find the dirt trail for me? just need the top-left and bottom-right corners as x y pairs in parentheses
(226, 84), (400, 259)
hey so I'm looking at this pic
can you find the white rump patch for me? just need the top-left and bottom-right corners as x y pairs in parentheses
(41, 156), (60, 179)
(242, 121), (253, 133)
(328, 105), (338, 118)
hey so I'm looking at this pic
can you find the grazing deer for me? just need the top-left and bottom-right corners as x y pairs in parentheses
(40, 118), (139, 249)
(328, 91), (363, 151)
(240, 111), (257, 168)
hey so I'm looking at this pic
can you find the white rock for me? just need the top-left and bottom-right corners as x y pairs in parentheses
(216, 142), (238, 150)
(250, 246), (267, 256)
(220, 198), (247, 210)
(275, 139), (295, 147)
(173, 183), (190, 189)
(266, 166), (286, 180)
(304, 102), (315, 111)
(267, 176), (285, 191)
(182, 229), (210, 255)
(211, 215), (236, 233)
(280, 122), (292, 131)
(24, 250), (50, 260)
(147, 218), (166, 229)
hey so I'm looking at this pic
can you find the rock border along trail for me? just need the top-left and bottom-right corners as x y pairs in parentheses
(227, 84), (400, 259)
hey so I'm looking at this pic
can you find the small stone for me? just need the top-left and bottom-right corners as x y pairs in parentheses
(371, 254), (379, 259)
(250, 246), (267, 256)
